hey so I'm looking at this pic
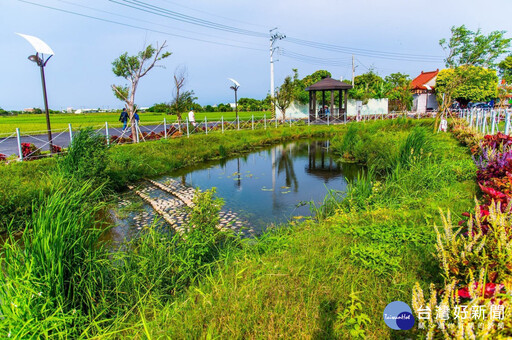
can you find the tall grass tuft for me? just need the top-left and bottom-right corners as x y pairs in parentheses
(394, 126), (432, 170)
(0, 181), (109, 337)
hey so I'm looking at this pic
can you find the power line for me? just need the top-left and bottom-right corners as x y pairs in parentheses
(108, 0), (445, 62)
(285, 37), (443, 61)
(157, 0), (268, 29)
(57, 0), (260, 46)
(109, 0), (267, 38)
(18, 0), (267, 52)
(20, 0), (445, 64)
(280, 49), (352, 67)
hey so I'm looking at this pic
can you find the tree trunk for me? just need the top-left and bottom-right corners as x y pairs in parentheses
(129, 80), (138, 142)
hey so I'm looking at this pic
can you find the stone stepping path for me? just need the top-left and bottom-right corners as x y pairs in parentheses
(130, 178), (254, 237)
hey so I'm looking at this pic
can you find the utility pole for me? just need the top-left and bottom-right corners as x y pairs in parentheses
(270, 28), (285, 118)
(352, 55), (355, 86)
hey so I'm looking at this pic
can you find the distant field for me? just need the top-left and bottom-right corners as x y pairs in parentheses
(0, 111), (269, 135)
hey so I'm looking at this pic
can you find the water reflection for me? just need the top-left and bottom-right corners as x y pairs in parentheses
(162, 139), (363, 232)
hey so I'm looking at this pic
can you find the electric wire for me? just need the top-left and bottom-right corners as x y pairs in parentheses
(156, 0), (268, 29)
(57, 0), (261, 46)
(18, 0), (267, 52)
(109, 0), (267, 38)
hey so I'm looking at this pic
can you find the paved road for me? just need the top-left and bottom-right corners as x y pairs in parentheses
(0, 124), (167, 157)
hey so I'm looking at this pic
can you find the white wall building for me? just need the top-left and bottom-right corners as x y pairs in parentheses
(411, 70), (439, 113)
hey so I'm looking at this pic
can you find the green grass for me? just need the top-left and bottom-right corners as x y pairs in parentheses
(0, 124), (337, 230)
(0, 111), (269, 135)
(0, 118), (478, 338)
(102, 118), (477, 338)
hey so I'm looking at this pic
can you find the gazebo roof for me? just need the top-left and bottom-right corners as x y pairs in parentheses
(305, 77), (353, 91)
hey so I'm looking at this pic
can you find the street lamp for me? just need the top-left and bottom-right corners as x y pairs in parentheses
(17, 33), (55, 153)
(228, 78), (240, 122)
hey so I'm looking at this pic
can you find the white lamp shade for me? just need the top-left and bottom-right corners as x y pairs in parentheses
(16, 33), (54, 55)
(228, 78), (240, 87)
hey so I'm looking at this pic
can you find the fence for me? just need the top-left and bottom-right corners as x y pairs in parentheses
(0, 110), (465, 163)
(455, 108), (512, 135)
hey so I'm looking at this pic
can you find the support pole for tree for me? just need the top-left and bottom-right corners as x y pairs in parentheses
(16, 128), (23, 161)
(186, 118), (190, 138)
(221, 116), (224, 133)
(264, 114), (267, 129)
(506, 110), (511, 135)
(205, 117), (208, 135)
(252, 115), (254, 130)
(237, 116), (240, 130)
(491, 110), (496, 135)
(106, 122), (110, 146)
(135, 121), (140, 143)
(164, 118), (167, 139)
(68, 123), (73, 144)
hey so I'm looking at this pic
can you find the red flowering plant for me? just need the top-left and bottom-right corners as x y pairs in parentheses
(21, 142), (41, 160)
(0, 153), (6, 162)
(51, 144), (63, 153)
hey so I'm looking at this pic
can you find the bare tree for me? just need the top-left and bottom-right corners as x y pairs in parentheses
(112, 41), (171, 140)
(172, 66), (187, 128)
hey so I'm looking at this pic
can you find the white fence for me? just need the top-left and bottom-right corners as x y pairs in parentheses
(0, 110), (480, 163)
(455, 108), (512, 135)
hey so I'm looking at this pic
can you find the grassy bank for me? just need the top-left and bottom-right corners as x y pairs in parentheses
(0, 118), (478, 338)
(0, 111), (268, 135)
(110, 118), (477, 338)
(0, 124), (337, 230)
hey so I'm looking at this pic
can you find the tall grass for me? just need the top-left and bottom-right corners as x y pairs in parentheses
(0, 181), (109, 338)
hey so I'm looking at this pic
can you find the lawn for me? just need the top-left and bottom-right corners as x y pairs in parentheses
(0, 119), (482, 338)
(0, 111), (269, 135)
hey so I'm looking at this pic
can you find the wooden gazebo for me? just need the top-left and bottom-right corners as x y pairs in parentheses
(305, 77), (353, 122)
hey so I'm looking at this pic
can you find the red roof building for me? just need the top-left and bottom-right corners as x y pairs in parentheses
(411, 69), (439, 91)
(411, 69), (439, 113)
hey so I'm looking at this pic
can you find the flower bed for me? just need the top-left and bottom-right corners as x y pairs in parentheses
(412, 120), (512, 338)
(21, 142), (41, 160)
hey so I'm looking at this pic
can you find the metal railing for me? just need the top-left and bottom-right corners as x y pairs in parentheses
(0, 110), (484, 163)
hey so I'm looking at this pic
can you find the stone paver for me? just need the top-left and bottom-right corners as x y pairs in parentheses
(130, 179), (254, 237)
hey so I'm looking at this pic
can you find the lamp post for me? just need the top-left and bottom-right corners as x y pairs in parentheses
(228, 78), (240, 122)
(17, 33), (55, 153)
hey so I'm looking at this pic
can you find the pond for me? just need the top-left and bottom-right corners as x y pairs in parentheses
(107, 140), (364, 241)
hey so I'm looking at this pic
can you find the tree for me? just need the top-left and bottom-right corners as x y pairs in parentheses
(147, 103), (172, 114)
(440, 25), (511, 69)
(171, 66), (187, 126)
(499, 55), (512, 84)
(348, 70), (386, 103)
(112, 41), (171, 140)
(295, 69), (331, 105)
(172, 90), (198, 116)
(273, 75), (295, 122)
(436, 66), (498, 106)
(385, 73), (412, 111)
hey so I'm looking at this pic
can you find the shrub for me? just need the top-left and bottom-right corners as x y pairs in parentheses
(21, 142), (41, 160)
(58, 128), (108, 184)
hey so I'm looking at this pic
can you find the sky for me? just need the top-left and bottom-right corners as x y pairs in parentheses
(1, 0), (511, 110)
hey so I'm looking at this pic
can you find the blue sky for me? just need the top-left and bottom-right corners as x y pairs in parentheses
(1, 0), (511, 110)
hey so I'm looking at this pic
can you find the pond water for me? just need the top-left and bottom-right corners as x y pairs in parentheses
(164, 140), (361, 230)
(106, 140), (364, 241)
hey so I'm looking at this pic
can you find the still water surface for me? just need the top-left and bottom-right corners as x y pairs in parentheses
(160, 140), (362, 231)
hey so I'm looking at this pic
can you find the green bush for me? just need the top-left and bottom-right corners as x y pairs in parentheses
(59, 128), (108, 185)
